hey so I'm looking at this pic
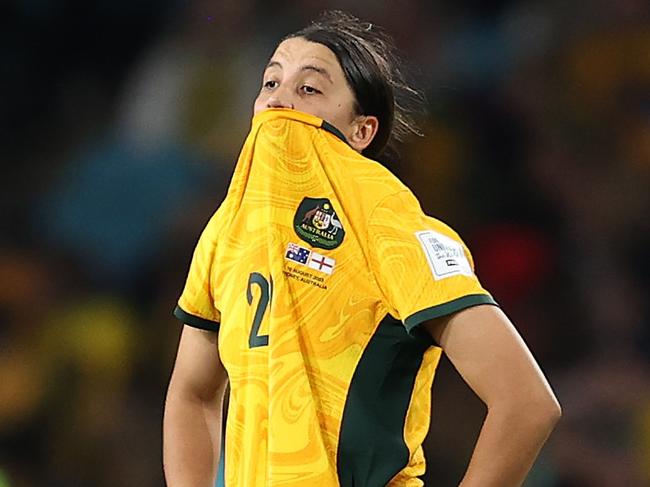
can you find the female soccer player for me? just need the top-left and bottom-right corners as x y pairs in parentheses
(163, 11), (560, 487)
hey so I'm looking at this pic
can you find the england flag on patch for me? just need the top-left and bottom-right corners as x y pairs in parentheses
(308, 252), (336, 275)
(285, 243), (311, 264)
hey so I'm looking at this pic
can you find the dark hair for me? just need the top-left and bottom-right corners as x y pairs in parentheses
(285, 10), (423, 161)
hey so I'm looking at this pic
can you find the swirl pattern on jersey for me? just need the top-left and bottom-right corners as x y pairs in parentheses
(176, 109), (495, 486)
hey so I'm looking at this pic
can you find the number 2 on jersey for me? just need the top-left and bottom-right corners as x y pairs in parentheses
(247, 272), (271, 348)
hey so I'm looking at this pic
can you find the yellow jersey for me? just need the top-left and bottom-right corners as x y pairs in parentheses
(175, 109), (496, 486)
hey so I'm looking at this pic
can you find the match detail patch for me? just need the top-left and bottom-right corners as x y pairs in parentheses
(285, 242), (336, 275)
(307, 251), (335, 275)
(285, 242), (311, 265)
(415, 230), (473, 280)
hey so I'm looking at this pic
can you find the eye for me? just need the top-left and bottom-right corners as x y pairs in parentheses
(300, 85), (321, 95)
(263, 80), (278, 90)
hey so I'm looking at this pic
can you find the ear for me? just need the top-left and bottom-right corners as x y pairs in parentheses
(348, 115), (379, 153)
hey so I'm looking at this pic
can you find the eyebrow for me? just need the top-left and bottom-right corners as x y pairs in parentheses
(265, 61), (334, 84)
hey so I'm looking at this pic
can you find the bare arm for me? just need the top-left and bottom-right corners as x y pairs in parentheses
(424, 305), (561, 487)
(163, 325), (228, 487)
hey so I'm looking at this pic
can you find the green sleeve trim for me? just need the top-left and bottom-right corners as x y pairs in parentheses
(404, 294), (498, 333)
(173, 305), (220, 332)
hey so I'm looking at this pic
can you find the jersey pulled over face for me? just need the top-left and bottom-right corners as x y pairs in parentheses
(254, 37), (359, 143)
(175, 109), (497, 487)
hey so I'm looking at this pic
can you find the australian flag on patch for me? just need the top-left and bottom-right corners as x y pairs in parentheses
(285, 242), (311, 264)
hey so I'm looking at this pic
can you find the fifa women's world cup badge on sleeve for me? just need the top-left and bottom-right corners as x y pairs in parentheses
(293, 197), (345, 250)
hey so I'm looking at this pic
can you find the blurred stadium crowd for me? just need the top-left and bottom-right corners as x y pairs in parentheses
(1, 0), (649, 485)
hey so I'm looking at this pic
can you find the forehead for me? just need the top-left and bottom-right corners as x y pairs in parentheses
(269, 37), (341, 72)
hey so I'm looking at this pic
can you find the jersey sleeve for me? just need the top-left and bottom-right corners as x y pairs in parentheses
(367, 190), (497, 334)
(173, 211), (222, 331)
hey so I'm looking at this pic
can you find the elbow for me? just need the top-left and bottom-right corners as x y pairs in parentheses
(546, 394), (562, 425)
(490, 390), (562, 430)
(530, 392), (562, 431)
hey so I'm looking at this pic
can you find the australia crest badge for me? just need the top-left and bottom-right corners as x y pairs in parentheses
(293, 197), (345, 250)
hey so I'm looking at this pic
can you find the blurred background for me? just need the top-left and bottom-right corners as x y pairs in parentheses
(1, 0), (649, 485)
